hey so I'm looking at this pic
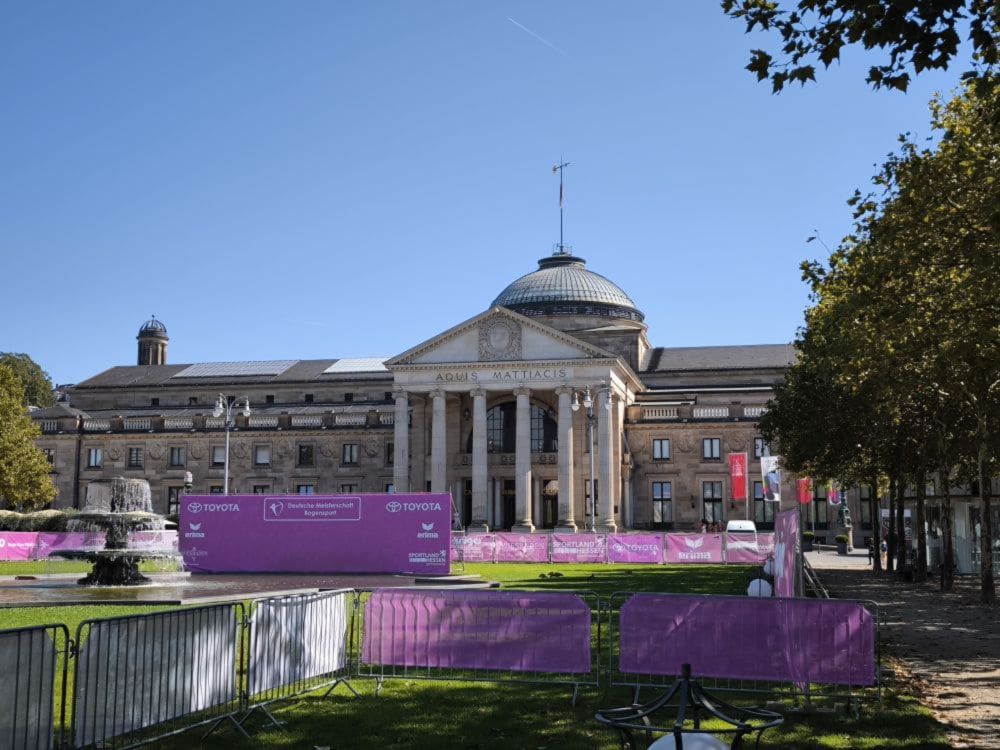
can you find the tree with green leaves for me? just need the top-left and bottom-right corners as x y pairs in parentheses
(722, 0), (999, 91)
(0, 353), (55, 408)
(0, 364), (57, 510)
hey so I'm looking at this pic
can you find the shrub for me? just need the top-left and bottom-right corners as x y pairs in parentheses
(803, 531), (814, 540)
(835, 534), (850, 544)
(0, 510), (22, 531)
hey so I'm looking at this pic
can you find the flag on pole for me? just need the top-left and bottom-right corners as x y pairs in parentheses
(559, 180), (564, 207)
(761, 456), (781, 503)
(827, 481), (842, 506)
(728, 453), (748, 500)
(796, 478), (812, 505)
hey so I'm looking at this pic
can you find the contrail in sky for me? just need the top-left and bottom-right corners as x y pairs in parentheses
(506, 16), (570, 57)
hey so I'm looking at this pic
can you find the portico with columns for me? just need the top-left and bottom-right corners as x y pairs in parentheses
(386, 307), (642, 533)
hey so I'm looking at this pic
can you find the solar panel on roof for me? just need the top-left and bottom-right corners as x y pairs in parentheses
(171, 361), (298, 378)
(322, 358), (388, 373)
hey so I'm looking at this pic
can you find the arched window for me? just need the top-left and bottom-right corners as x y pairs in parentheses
(467, 403), (557, 453)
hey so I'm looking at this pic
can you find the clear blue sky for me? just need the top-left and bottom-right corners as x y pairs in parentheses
(1, 2), (966, 385)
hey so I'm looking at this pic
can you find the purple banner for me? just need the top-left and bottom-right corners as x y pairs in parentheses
(550, 533), (606, 563)
(607, 534), (664, 564)
(180, 494), (451, 575)
(494, 533), (549, 563)
(452, 533), (496, 563)
(665, 534), (724, 564)
(619, 594), (875, 686)
(0, 531), (177, 560)
(774, 511), (799, 597)
(362, 589), (591, 673)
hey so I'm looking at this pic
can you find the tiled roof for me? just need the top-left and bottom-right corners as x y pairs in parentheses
(644, 344), (796, 372)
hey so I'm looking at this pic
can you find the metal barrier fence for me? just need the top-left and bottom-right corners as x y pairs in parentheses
(70, 603), (245, 749)
(242, 589), (357, 728)
(0, 623), (69, 750)
(605, 591), (881, 709)
(354, 588), (602, 704)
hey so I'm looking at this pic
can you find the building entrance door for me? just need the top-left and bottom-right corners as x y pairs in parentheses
(541, 495), (557, 529)
(501, 480), (516, 530)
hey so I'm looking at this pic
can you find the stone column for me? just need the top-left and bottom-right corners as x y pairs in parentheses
(469, 388), (489, 531)
(430, 389), (447, 493)
(555, 386), (577, 531)
(512, 386), (535, 533)
(597, 387), (617, 532)
(392, 389), (409, 493)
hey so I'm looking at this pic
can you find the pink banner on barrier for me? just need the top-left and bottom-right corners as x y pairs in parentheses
(452, 533), (495, 562)
(494, 533), (549, 562)
(0, 531), (177, 560)
(607, 534), (664, 564)
(665, 534), (724, 563)
(180, 494), (451, 574)
(550, 534), (606, 563)
(362, 589), (591, 673)
(724, 533), (773, 564)
(618, 594), (875, 686)
(774, 511), (799, 597)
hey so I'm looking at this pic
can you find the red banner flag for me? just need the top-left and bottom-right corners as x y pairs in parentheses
(728, 453), (748, 500)
(796, 478), (812, 505)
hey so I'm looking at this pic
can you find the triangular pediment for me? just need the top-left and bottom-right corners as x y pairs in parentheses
(386, 307), (617, 367)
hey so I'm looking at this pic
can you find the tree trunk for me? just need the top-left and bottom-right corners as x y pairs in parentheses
(914, 468), (928, 582)
(887, 475), (897, 574)
(977, 428), (995, 603)
(940, 469), (954, 591)
(896, 477), (908, 576)
(871, 475), (882, 573)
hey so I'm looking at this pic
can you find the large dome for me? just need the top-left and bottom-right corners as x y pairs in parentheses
(492, 252), (644, 322)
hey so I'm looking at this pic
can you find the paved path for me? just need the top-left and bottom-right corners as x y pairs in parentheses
(813, 561), (1000, 749)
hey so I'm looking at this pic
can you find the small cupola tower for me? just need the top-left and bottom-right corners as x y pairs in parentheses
(137, 316), (168, 365)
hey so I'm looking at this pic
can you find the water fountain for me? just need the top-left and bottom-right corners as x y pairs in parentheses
(57, 477), (179, 586)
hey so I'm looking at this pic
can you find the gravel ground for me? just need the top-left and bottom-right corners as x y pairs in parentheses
(816, 565), (1000, 749)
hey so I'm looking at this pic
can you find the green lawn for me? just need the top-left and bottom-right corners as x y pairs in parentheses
(0, 562), (950, 749)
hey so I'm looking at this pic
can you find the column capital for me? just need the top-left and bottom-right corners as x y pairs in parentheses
(391, 388), (408, 400)
(554, 385), (575, 397)
(430, 388), (445, 400)
(513, 386), (531, 398)
(470, 387), (486, 399)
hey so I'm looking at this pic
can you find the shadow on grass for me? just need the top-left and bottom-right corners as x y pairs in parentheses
(151, 679), (949, 750)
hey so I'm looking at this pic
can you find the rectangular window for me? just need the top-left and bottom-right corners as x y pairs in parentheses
(386, 441), (394, 466)
(651, 481), (672, 525)
(652, 438), (670, 461)
(188, 396), (198, 405)
(127, 447), (144, 469)
(254, 444), (271, 466)
(344, 393), (354, 403)
(702, 438), (721, 460)
(340, 483), (359, 493)
(304, 393), (314, 403)
(150, 397), (160, 407)
(211, 446), (226, 466)
(342, 443), (359, 465)
(385, 483), (395, 493)
(169, 446), (185, 467)
(754, 437), (766, 459)
(384, 392), (393, 402)
(859, 484), (873, 528)
(297, 443), (315, 467)
(703, 480), (723, 523)
(86, 448), (103, 468)
(753, 480), (775, 528)
(167, 487), (182, 515)
(252, 484), (270, 494)
(812, 486), (829, 528)
(209, 486), (224, 495)
(265, 395), (275, 404)
(297, 484), (315, 494)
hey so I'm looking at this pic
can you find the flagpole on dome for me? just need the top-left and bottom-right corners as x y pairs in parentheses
(552, 158), (571, 254)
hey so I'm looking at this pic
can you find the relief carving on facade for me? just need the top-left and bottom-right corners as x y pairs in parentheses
(727, 435), (747, 453)
(364, 438), (379, 458)
(232, 442), (249, 459)
(478, 318), (522, 361)
(148, 442), (163, 460)
(189, 444), (203, 460)
(107, 446), (120, 461)
(319, 441), (334, 458)
(676, 434), (695, 454)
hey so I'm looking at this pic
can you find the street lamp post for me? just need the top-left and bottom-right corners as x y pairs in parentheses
(571, 386), (598, 533)
(212, 394), (251, 496)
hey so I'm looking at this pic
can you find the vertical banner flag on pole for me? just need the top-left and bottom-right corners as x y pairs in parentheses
(827, 481), (842, 505)
(728, 453), (748, 500)
(761, 456), (782, 503)
(796, 478), (812, 505)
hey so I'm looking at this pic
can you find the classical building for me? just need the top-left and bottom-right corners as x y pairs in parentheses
(35, 249), (859, 537)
